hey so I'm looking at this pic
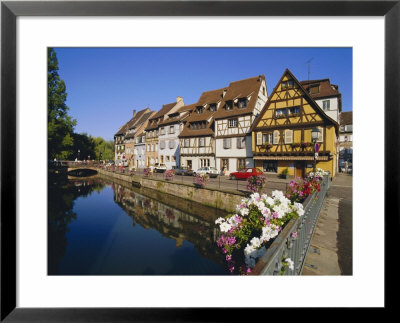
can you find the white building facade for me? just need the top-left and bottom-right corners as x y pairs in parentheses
(214, 75), (268, 173)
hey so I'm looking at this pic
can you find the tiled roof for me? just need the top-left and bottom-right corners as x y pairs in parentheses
(300, 79), (340, 100)
(145, 102), (180, 130)
(339, 111), (352, 125)
(213, 75), (265, 120)
(114, 108), (151, 136)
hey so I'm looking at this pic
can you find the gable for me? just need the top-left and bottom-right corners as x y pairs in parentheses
(251, 69), (339, 133)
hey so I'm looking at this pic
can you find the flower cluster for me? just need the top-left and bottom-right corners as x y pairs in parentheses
(280, 257), (294, 275)
(143, 167), (151, 176)
(300, 141), (313, 149)
(264, 143), (273, 150)
(195, 173), (209, 188)
(165, 169), (175, 181)
(307, 168), (328, 181)
(246, 175), (266, 193)
(290, 142), (301, 149)
(285, 177), (321, 203)
(215, 190), (304, 275)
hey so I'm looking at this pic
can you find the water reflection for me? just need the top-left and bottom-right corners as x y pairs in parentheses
(48, 175), (229, 275)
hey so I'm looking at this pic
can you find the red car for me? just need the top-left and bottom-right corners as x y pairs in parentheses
(229, 168), (264, 180)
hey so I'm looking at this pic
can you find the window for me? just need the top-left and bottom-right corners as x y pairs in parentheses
(237, 137), (245, 149)
(262, 86), (266, 96)
(239, 98), (247, 109)
(160, 127), (165, 135)
(256, 132), (262, 145)
(196, 106), (204, 114)
(201, 159), (210, 167)
(228, 118), (238, 128)
(226, 101), (233, 110)
(288, 106), (300, 115)
(273, 130), (280, 144)
(309, 85), (320, 94)
(160, 141), (165, 149)
(172, 156), (176, 162)
(199, 137), (205, 147)
(281, 80), (294, 89)
(237, 158), (246, 170)
(322, 100), (330, 111)
(263, 133), (273, 144)
(223, 138), (231, 149)
(221, 158), (229, 171)
(263, 161), (278, 173)
(169, 126), (175, 134)
(345, 125), (353, 132)
(284, 129), (293, 144)
(166, 156), (170, 162)
(169, 140), (175, 149)
(209, 103), (217, 111)
(184, 139), (190, 147)
(275, 108), (287, 117)
(161, 155), (164, 163)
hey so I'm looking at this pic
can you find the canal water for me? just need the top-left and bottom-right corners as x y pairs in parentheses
(48, 175), (230, 275)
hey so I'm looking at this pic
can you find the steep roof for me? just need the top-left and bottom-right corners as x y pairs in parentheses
(251, 68), (339, 133)
(114, 108), (151, 136)
(178, 88), (226, 138)
(300, 79), (341, 100)
(339, 111), (352, 125)
(213, 75), (265, 119)
(145, 102), (179, 131)
(125, 111), (155, 139)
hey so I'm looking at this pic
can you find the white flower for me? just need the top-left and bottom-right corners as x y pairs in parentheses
(244, 244), (256, 257)
(272, 190), (285, 200)
(265, 196), (275, 206)
(250, 237), (261, 248)
(292, 202), (305, 217)
(239, 207), (249, 216)
(219, 222), (232, 233)
(285, 258), (294, 270)
(215, 217), (225, 225)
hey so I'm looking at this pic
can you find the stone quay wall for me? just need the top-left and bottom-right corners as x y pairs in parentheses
(97, 169), (245, 212)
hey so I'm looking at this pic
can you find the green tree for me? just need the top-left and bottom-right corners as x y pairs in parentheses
(91, 136), (114, 161)
(48, 48), (76, 160)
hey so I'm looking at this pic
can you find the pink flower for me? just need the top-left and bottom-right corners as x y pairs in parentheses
(291, 231), (298, 239)
(226, 255), (232, 261)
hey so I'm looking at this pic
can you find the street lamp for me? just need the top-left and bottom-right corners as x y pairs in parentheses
(311, 127), (321, 173)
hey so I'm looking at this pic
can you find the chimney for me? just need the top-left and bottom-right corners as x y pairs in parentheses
(176, 96), (183, 103)
(133, 109), (136, 117)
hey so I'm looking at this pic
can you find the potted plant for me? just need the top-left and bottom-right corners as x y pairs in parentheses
(264, 143), (273, 150)
(280, 167), (289, 179)
(290, 142), (300, 149)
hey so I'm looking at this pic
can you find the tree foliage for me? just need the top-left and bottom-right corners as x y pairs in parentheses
(48, 48), (76, 159)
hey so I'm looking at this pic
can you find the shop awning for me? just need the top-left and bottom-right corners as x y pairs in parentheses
(253, 156), (329, 161)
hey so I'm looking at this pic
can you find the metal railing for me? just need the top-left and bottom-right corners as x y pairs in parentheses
(251, 175), (330, 275)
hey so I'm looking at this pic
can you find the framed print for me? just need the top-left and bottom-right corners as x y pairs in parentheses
(1, 0), (398, 320)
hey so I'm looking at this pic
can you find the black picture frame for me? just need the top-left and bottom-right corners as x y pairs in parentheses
(1, 0), (397, 320)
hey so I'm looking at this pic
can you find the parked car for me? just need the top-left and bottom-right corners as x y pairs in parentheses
(229, 167), (264, 180)
(193, 167), (219, 178)
(154, 163), (167, 173)
(172, 166), (194, 176)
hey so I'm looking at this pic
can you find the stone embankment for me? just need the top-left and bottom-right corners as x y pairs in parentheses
(97, 169), (246, 212)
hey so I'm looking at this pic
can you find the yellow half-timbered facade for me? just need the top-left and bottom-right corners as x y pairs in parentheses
(251, 69), (339, 178)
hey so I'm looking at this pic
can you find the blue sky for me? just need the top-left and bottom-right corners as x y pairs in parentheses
(55, 48), (352, 141)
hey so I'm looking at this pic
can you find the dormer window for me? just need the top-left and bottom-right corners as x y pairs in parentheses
(226, 101), (233, 110)
(209, 103), (217, 112)
(239, 98), (247, 109)
(196, 106), (204, 114)
(309, 85), (320, 94)
(275, 108), (287, 118)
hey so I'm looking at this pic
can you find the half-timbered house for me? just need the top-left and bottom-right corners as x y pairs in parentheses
(251, 69), (339, 178)
(213, 75), (268, 172)
(144, 97), (184, 167)
(178, 88), (227, 171)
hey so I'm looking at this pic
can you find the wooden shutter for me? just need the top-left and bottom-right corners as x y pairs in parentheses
(273, 130), (280, 144)
(284, 130), (293, 144)
(317, 127), (323, 143)
(256, 132), (262, 145)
